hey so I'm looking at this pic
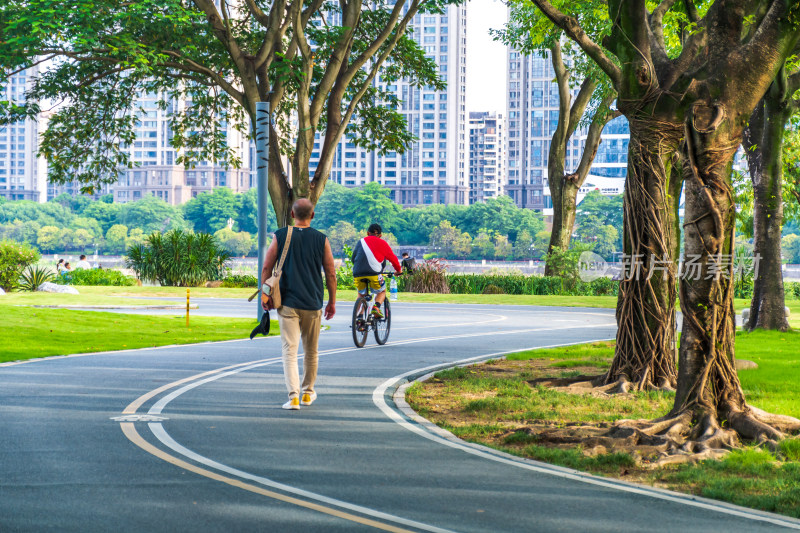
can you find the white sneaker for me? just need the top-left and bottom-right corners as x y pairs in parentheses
(300, 391), (317, 406)
(282, 397), (300, 410)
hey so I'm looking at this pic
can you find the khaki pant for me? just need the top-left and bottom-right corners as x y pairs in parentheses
(277, 306), (322, 399)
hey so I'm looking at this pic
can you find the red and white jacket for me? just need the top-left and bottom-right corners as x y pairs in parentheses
(351, 236), (402, 277)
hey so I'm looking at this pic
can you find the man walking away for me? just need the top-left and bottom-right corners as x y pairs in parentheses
(401, 252), (416, 273)
(261, 199), (337, 410)
(351, 224), (402, 318)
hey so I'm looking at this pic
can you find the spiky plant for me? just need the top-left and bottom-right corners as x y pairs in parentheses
(125, 230), (231, 286)
(18, 265), (56, 291)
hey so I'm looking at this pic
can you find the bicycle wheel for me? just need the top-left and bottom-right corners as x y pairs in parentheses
(373, 299), (391, 345)
(351, 297), (370, 347)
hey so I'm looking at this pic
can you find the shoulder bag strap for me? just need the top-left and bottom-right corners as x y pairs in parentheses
(275, 226), (293, 276)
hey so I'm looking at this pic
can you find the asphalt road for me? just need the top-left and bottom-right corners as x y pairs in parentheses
(1, 301), (797, 532)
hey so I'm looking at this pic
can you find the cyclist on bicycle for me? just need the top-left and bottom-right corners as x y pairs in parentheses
(351, 223), (402, 318)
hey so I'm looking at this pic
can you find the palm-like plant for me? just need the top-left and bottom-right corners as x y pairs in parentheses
(18, 265), (56, 291)
(125, 230), (231, 286)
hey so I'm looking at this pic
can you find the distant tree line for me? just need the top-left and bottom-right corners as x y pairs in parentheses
(0, 184), (627, 260)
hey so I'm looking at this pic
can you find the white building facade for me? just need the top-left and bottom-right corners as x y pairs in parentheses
(468, 111), (506, 204)
(505, 48), (629, 212)
(0, 66), (47, 202)
(310, 4), (469, 207)
(108, 92), (252, 205)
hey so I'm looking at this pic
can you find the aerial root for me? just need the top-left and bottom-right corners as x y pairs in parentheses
(514, 383), (800, 467)
(727, 408), (785, 446)
(746, 405), (800, 433)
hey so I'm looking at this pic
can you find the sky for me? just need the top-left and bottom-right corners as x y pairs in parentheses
(465, 0), (508, 116)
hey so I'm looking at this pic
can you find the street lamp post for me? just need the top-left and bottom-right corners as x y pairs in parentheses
(255, 102), (270, 320)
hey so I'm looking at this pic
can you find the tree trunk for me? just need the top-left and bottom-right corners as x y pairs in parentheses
(605, 118), (682, 390)
(744, 87), (790, 332)
(667, 151), (685, 262)
(674, 102), (783, 445)
(545, 178), (580, 276)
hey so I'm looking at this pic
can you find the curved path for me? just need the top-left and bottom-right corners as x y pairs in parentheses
(0, 303), (796, 532)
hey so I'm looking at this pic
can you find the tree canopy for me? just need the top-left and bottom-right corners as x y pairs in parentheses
(0, 0), (457, 225)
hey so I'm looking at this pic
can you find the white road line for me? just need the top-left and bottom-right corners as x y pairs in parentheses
(141, 354), (456, 532)
(149, 423), (457, 533)
(372, 346), (800, 531)
(121, 316), (620, 532)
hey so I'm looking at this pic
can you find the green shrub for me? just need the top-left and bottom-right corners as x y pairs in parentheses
(221, 274), (258, 288)
(786, 281), (800, 300)
(126, 230), (231, 287)
(336, 244), (356, 290)
(482, 284), (505, 295)
(733, 245), (755, 299)
(54, 268), (137, 286)
(582, 276), (618, 296)
(444, 273), (617, 297)
(18, 265), (56, 291)
(544, 243), (593, 288)
(0, 240), (40, 291)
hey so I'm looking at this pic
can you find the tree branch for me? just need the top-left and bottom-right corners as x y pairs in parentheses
(724, 0), (800, 96)
(160, 53), (246, 108)
(3, 54), (58, 78)
(786, 64), (800, 97)
(253, 0), (290, 70)
(315, 0), (419, 186)
(551, 40), (571, 147)
(649, 0), (679, 69)
(191, 0), (249, 75)
(242, 0), (271, 26)
(341, 0), (409, 85)
(530, 0), (621, 86)
(661, 24), (707, 91)
(682, 0), (699, 23)
(567, 78), (598, 138)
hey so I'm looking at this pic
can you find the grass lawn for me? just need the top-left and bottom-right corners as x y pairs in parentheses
(20, 284), (799, 313)
(0, 291), (182, 307)
(406, 330), (800, 518)
(0, 305), (266, 363)
(3, 285), (625, 308)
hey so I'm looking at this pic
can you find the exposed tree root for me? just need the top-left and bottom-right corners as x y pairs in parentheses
(519, 379), (800, 468)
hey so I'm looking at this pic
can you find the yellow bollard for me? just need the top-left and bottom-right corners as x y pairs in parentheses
(186, 288), (190, 327)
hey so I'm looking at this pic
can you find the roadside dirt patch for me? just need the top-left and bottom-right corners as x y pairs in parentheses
(407, 357), (683, 483)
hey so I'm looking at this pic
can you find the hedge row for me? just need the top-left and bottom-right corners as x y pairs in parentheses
(219, 272), (800, 299)
(445, 274), (619, 296)
(55, 268), (137, 286)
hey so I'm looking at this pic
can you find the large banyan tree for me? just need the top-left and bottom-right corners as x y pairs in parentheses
(527, 0), (800, 455)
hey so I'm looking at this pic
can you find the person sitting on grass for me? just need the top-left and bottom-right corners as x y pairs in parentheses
(351, 223), (402, 318)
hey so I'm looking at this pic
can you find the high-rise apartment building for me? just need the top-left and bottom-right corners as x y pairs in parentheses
(109, 92), (252, 205)
(505, 48), (629, 212)
(310, 5), (468, 207)
(468, 111), (506, 204)
(42, 92), (252, 205)
(0, 66), (47, 202)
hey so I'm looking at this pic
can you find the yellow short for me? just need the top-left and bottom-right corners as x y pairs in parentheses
(356, 274), (385, 294)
